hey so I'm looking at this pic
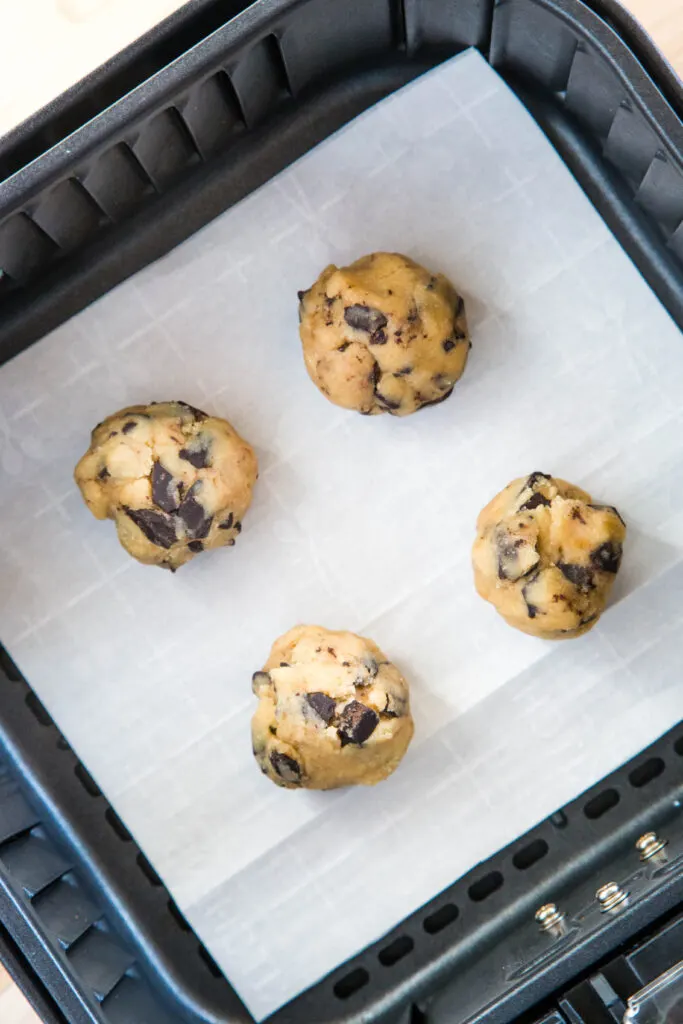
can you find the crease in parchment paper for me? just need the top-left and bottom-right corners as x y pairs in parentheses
(0, 50), (682, 1020)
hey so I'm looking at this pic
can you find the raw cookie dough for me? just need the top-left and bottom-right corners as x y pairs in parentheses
(472, 473), (626, 639)
(252, 625), (414, 789)
(74, 401), (257, 570)
(298, 252), (470, 416)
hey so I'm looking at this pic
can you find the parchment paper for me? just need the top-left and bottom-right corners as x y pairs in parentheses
(1, 50), (682, 1020)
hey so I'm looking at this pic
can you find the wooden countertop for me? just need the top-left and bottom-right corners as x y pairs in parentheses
(0, 0), (680, 1020)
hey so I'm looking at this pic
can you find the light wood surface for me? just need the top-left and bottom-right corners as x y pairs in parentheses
(0, 1), (679, 1022)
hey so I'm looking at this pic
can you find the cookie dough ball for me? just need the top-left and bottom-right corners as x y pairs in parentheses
(74, 401), (257, 570)
(252, 626), (414, 790)
(472, 473), (626, 639)
(298, 252), (470, 416)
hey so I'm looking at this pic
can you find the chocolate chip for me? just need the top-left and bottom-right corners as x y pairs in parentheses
(234, 521), (242, 534)
(519, 492), (551, 512)
(252, 671), (271, 694)
(269, 751), (301, 784)
(98, 466), (110, 480)
(420, 387), (454, 408)
(108, 431), (119, 438)
(125, 507), (177, 549)
(370, 362), (381, 388)
(151, 461), (181, 513)
(306, 692), (336, 724)
(570, 506), (586, 523)
(522, 575), (540, 618)
(525, 472), (550, 489)
(426, 277), (437, 291)
(344, 305), (388, 333)
(177, 485), (212, 539)
(355, 657), (378, 686)
(442, 339), (456, 352)
(179, 443), (211, 469)
(588, 504), (626, 527)
(455, 295), (465, 317)
(279, 662), (289, 668)
(337, 701), (378, 746)
(218, 513), (234, 531)
(176, 401), (208, 421)
(375, 392), (402, 411)
(406, 307), (419, 324)
(297, 290), (306, 302)
(454, 327), (468, 341)
(496, 530), (540, 581)
(369, 329), (387, 345)
(269, 725), (277, 735)
(188, 541), (204, 553)
(394, 365), (413, 377)
(590, 541), (622, 574)
(557, 562), (595, 590)
(122, 420), (137, 434)
(337, 342), (351, 353)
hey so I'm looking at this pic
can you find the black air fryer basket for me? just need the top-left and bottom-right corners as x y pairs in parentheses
(0, 1), (682, 1022)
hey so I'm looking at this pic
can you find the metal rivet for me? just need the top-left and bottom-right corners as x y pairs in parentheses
(635, 831), (668, 862)
(535, 903), (566, 933)
(596, 882), (629, 911)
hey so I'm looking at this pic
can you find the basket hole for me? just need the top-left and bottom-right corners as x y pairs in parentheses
(74, 762), (101, 797)
(629, 757), (665, 789)
(105, 807), (132, 842)
(25, 690), (52, 726)
(513, 838), (549, 871)
(423, 903), (459, 935)
(549, 810), (568, 829)
(198, 943), (222, 978)
(168, 898), (191, 932)
(675, 736), (683, 756)
(468, 870), (503, 903)
(378, 935), (413, 967)
(584, 788), (620, 820)
(333, 967), (369, 1000)
(136, 852), (162, 886)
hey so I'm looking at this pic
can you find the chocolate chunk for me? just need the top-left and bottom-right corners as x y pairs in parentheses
(151, 461), (181, 513)
(337, 701), (379, 747)
(525, 472), (551, 489)
(122, 420), (137, 434)
(187, 541), (204, 553)
(590, 541), (622, 574)
(369, 329), (387, 345)
(179, 442), (211, 469)
(442, 339), (456, 352)
(279, 662), (289, 668)
(355, 657), (378, 686)
(344, 305), (388, 333)
(177, 485), (212, 539)
(588, 504), (626, 527)
(269, 751), (301, 784)
(177, 401), (208, 421)
(522, 575), (540, 618)
(420, 386), (454, 408)
(557, 562), (595, 590)
(218, 513), (234, 531)
(519, 492), (551, 512)
(269, 725), (277, 735)
(306, 692), (336, 724)
(497, 531), (540, 581)
(375, 392), (402, 411)
(252, 671), (271, 695)
(337, 341), (351, 353)
(125, 507), (177, 549)
(234, 521), (242, 534)
(98, 466), (110, 480)
(394, 365), (412, 377)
